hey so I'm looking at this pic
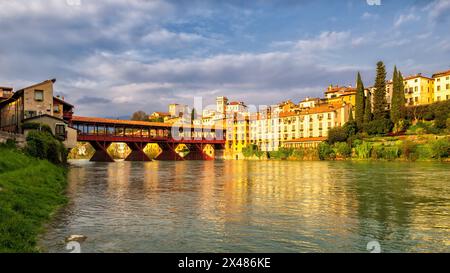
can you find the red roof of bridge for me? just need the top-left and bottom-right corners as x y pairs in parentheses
(72, 116), (217, 129)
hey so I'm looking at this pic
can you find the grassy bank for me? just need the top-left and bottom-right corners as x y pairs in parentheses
(0, 146), (67, 253)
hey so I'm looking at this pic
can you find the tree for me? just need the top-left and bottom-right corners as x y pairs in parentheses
(355, 72), (365, 130)
(364, 91), (372, 124)
(372, 61), (388, 120)
(398, 71), (406, 119)
(191, 108), (196, 125)
(131, 110), (148, 121)
(390, 66), (400, 124)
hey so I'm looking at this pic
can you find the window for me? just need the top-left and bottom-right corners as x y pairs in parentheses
(447, 84), (449, 90)
(437, 86), (441, 91)
(34, 90), (44, 101)
(437, 96), (441, 101)
(414, 86), (418, 92)
(55, 124), (65, 138)
(53, 105), (60, 113)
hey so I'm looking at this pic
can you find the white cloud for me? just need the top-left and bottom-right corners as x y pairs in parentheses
(361, 12), (379, 20)
(394, 12), (420, 28)
(294, 31), (351, 52)
(424, 0), (450, 23)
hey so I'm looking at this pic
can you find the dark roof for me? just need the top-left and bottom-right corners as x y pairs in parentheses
(23, 114), (67, 124)
(53, 96), (74, 108)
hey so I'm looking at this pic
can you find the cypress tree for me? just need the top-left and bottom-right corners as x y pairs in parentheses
(363, 91), (372, 124)
(373, 61), (388, 120)
(355, 72), (365, 130)
(390, 66), (400, 124)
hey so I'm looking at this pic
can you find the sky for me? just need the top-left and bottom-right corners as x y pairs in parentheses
(1, 0), (450, 117)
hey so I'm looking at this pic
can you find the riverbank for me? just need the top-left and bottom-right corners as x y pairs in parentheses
(0, 146), (67, 253)
(241, 134), (450, 162)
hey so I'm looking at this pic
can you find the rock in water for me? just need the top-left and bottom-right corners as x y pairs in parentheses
(65, 235), (87, 243)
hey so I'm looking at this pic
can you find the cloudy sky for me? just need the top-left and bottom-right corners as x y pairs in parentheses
(1, 0), (449, 117)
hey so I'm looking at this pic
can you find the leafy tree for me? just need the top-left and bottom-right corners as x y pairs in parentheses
(131, 111), (148, 121)
(355, 72), (365, 130)
(373, 61), (388, 120)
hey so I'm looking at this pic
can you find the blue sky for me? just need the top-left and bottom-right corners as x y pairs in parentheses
(0, 0), (449, 117)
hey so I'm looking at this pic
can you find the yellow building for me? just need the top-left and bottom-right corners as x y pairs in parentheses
(403, 73), (434, 106)
(325, 85), (357, 106)
(279, 102), (352, 148)
(225, 112), (250, 160)
(432, 69), (450, 102)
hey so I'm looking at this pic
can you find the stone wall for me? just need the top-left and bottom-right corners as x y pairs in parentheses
(0, 131), (26, 148)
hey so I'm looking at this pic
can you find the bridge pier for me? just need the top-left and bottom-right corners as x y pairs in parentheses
(155, 142), (184, 161)
(125, 142), (151, 161)
(184, 144), (214, 160)
(89, 141), (114, 162)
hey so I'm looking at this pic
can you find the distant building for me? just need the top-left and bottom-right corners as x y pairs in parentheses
(168, 103), (187, 118)
(432, 69), (450, 102)
(325, 85), (357, 106)
(403, 73), (434, 106)
(0, 79), (77, 148)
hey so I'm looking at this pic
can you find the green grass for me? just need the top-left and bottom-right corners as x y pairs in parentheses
(0, 147), (67, 253)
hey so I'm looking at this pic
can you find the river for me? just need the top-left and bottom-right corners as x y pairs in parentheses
(41, 160), (450, 253)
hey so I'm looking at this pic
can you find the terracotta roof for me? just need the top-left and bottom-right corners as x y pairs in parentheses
(151, 111), (171, 116)
(325, 85), (356, 94)
(278, 103), (345, 118)
(284, 137), (327, 143)
(228, 101), (244, 106)
(432, 69), (450, 78)
(403, 74), (433, 81)
(72, 116), (214, 129)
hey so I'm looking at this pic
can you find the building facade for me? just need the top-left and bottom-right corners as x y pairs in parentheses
(0, 79), (77, 148)
(432, 69), (450, 102)
(403, 73), (434, 106)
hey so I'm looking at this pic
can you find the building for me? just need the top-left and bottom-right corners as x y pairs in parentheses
(0, 87), (13, 103)
(168, 103), (187, 118)
(325, 85), (357, 106)
(432, 69), (450, 102)
(249, 106), (280, 152)
(225, 112), (250, 160)
(0, 79), (77, 148)
(279, 102), (352, 148)
(149, 111), (171, 121)
(403, 73), (434, 106)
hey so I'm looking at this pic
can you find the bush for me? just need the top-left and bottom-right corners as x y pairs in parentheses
(327, 127), (348, 144)
(383, 146), (400, 160)
(333, 142), (352, 158)
(430, 138), (450, 159)
(242, 144), (263, 158)
(318, 142), (335, 160)
(400, 140), (418, 160)
(363, 119), (393, 135)
(25, 131), (67, 164)
(355, 142), (372, 159)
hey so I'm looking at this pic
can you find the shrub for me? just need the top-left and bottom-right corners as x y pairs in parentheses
(371, 144), (384, 159)
(363, 119), (393, 135)
(355, 142), (372, 159)
(430, 138), (450, 159)
(327, 127), (348, 144)
(400, 140), (418, 160)
(318, 142), (334, 160)
(25, 131), (67, 164)
(333, 142), (351, 158)
(291, 149), (304, 160)
(383, 146), (400, 160)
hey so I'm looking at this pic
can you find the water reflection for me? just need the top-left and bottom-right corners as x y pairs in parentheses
(42, 160), (450, 253)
